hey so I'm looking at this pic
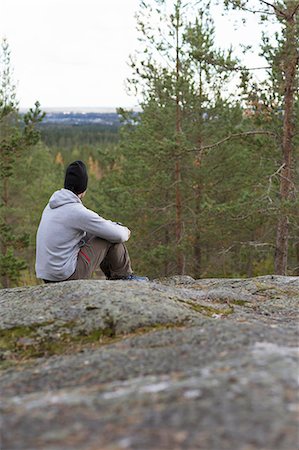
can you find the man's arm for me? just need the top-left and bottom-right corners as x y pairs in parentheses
(77, 206), (130, 243)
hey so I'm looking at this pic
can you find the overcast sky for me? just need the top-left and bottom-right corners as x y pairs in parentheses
(0, 0), (273, 110)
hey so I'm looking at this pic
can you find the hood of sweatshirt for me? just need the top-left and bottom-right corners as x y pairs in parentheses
(49, 189), (82, 209)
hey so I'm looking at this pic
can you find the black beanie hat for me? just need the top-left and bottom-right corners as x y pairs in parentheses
(64, 160), (88, 194)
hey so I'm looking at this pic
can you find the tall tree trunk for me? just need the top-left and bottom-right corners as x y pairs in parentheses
(1, 176), (10, 288)
(193, 62), (205, 279)
(164, 228), (171, 276)
(295, 240), (299, 276)
(193, 132), (203, 278)
(274, 12), (298, 275)
(193, 184), (202, 278)
(175, 158), (184, 273)
(174, 2), (184, 274)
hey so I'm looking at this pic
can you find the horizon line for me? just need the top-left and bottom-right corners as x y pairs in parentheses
(19, 105), (141, 113)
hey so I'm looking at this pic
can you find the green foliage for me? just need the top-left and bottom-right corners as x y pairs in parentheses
(0, 38), (17, 116)
(1, 2), (298, 286)
(0, 39), (45, 287)
(115, 1), (261, 278)
(0, 247), (27, 285)
(40, 123), (119, 149)
(223, 0), (299, 275)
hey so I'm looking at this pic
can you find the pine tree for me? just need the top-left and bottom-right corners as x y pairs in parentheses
(223, 0), (299, 274)
(117, 0), (240, 278)
(0, 39), (45, 287)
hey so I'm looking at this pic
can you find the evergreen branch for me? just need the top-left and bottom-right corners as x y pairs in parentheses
(225, 0), (299, 20)
(202, 60), (271, 71)
(225, 0), (276, 15)
(189, 130), (277, 154)
(227, 65), (271, 71)
(259, 0), (299, 20)
(219, 240), (275, 255)
(230, 205), (278, 221)
(258, 0), (286, 18)
(238, 240), (275, 248)
(145, 221), (175, 236)
(292, 3), (299, 18)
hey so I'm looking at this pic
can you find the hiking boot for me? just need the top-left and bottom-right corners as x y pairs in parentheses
(110, 274), (149, 282)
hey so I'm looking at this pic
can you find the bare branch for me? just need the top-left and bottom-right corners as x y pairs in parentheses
(216, 64), (271, 71)
(238, 66), (271, 71)
(225, 0), (299, 18)
(266, 163), (286, 203)
(189, 130), (276, 154)
(225, 0), (276, 15)
(259, 0), (299, 20)
(264, 162), (298, 204)
(259, 0), (286, 18)
(218, 240), (275, 255)
(290, 3), (299, 19)
(219, 245), (235, 255)
(239, 240), (275, 248)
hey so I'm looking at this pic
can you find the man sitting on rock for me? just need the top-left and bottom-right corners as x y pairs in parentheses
(36, 160), (148, 283)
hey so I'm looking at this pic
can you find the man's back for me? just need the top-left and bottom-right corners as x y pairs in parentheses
(36, 189), (87, 281)
(36, 188), (129, 281)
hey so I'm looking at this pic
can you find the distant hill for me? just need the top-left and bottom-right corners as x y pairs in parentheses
(41, 111), (121, 126)
(42, 107), (118, 113)
(20, 107), (141, 127)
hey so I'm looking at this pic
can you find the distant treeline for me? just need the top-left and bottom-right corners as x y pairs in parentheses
(39, 123), (120, 148)
(39, 112), (121, 125)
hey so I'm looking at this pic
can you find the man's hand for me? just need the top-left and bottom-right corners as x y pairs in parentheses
(116, 222), (130, 240)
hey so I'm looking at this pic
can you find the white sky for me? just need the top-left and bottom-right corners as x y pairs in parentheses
(0, 0), (276, 110)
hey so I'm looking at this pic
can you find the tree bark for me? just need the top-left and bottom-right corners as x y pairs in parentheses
(274, 11), (298, 275)
(174, 2), (184, 275)
(1, 176), (10, 288)
(295, 240), (299, 276)
(193, 184), (202, 278)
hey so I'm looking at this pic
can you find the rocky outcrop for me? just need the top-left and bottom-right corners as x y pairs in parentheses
(0, 275), (298, 450)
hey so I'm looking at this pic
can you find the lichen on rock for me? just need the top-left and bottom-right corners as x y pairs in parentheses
(0, 275), (298, 450)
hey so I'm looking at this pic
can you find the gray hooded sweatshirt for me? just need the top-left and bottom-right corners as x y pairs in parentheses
(35, 189), (130, 281)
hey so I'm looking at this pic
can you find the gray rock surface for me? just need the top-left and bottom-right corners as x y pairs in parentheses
(0, 276), (298, 450)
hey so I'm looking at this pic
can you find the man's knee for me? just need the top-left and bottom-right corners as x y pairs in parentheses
(86, 236), (112, 252)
